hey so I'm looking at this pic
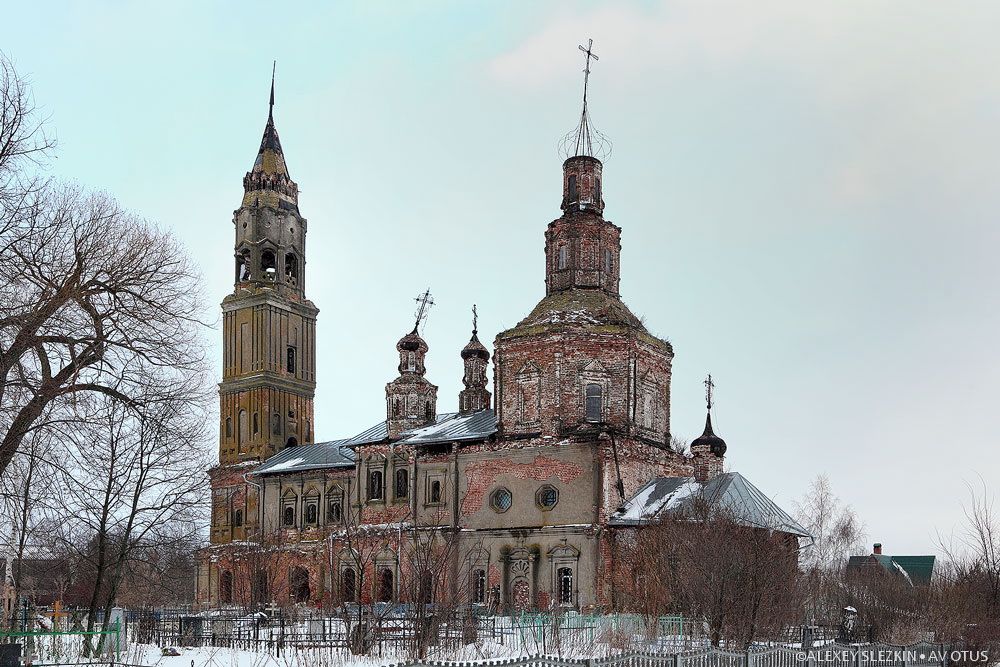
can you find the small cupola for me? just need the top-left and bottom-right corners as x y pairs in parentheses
(690, 375), (726, 482)
(385, 290), (439, 438)
(459, 305), (491, 414)
(396, 327), (428, 376)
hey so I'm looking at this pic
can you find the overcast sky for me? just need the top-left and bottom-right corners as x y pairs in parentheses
(7, 1), (1000, 555)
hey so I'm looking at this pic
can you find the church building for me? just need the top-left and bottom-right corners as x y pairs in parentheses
(195, 54), (808, 611)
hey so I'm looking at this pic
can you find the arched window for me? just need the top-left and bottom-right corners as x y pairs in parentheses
(272, 412), (281, 435)
(286, 346), (296, 374)
(232, 508), (243, 527)
(286, 436), (298, 448)
(238, 410), (248, 448)
(261, 250), (276, 280)
(392, 397), (401, 417)
(558, 567), (574, 605)
(378, 568), (394, 603)
(595, 177), (601, 202)
(430, 480), (442, 504)
(305, 498), (318, 525)
(282, 505), (295, 527)
(252, 412), (259, 435)
(425, 401), (434, 420)
(327, 494), (343, 523)
(284, 253), (298, 286)
(472, 569), (487, 604)
(220, 571), (234, 605)
(407, 351), (416, 372)
(305, 420), (311, 441)
(341, 568), (357, 603)
(236, 250), (251, 282)
(368, 470), (384, 501)
(604, 249), (613, 273)
(395, 469), (409, 499)
(225, 417), (233, 439)
(558, 245), (568, 270)
(585, 384), (603, 422)
(568, 174), (578, 201)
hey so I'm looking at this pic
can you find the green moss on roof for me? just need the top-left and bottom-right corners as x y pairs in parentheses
(496, 289), (670, 350)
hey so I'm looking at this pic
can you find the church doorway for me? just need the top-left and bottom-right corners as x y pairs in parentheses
(377, 568), (394, 603)
(290, 567), (310, 603)
(510, 579), (530, 611)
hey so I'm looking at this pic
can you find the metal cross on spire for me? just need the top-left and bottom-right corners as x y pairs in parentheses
(413, 288), (435, 331)
(560, 38), (612, 161)
(704, 374), (716, 411)
(578, 38), (599, 108)
(472, 304), (478, 335)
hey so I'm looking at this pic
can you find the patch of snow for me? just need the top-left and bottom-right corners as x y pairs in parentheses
(663, 479), (702, 511)
(893, 560), (914, 586)
(260, 457), (305, 472)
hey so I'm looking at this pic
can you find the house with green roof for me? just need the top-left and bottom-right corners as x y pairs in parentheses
(846, 543), (935, 586)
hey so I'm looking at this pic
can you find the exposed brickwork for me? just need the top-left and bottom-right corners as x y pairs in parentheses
(461, 453), (585, 516)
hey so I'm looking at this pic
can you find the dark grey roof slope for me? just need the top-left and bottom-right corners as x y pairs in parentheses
(254, 439), (354, 476)
(255, 411), (496, 476)
(610, 472), (811, 538)
(401, 410), (496, 445)
(343, 410), (497, 448)
(342, 420), (389, 447)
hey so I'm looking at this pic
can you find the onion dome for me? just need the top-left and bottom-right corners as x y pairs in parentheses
(461, 331), (489, 360)
(397, 327), (428, 353)
(691, 412), (727, 457)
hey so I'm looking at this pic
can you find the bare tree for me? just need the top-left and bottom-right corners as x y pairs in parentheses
(933, 480), (1000, 649)
(794, 474), (866, 627)
(49, 387), (208, 651)
(0, 426), (59, 628)
(0, 53), (54, 216)
(619, 498), (805, 648)
(0, 184), (209, 476)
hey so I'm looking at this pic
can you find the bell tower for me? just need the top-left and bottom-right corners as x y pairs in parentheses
(218, 71), (318, 465)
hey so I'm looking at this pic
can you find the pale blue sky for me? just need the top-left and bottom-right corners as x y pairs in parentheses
(7, 1), (1000, 554)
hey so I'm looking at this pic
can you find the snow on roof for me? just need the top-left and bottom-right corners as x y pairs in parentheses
(401, 410), (496, 445)
(342, 410), (496, 448)
(610, 472), (811, 538)
(892, 560), (914, 586)
(254, 439), (354, 476)
(255, 411), (497, 476)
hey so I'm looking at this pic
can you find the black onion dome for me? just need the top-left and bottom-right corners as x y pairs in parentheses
(461, 332), (490, 360)
(691, 413), (727, 457)
(397, 327), (428, 353)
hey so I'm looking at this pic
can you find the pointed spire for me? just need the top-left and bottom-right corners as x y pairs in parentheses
(269, 60), (275, 119)
(242, 63), (297, 209)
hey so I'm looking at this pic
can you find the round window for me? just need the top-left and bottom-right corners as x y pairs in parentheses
(490, 488), (513, 513)
(536, 485), (559, 510)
